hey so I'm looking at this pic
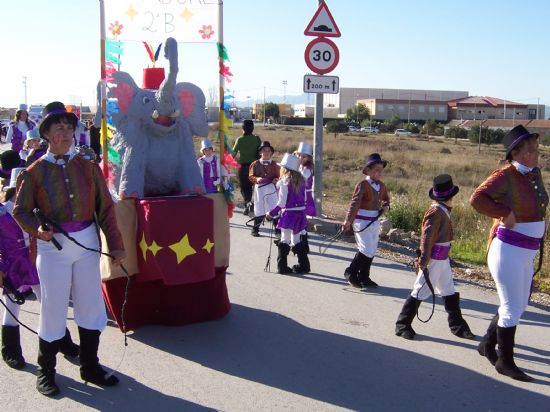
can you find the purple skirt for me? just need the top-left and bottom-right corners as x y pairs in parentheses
(277, 210), (308, 234)
(4, 255), (39, 292)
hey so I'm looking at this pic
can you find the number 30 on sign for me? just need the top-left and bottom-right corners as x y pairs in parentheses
(304, 37), (340, 75)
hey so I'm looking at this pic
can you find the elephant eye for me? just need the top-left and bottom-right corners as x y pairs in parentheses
(142, 96), (151, 105)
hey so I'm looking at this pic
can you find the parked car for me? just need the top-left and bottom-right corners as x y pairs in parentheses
(395, 129), (413, 136)
(361, 127), (380, 133)
(348, 126), (360, 132)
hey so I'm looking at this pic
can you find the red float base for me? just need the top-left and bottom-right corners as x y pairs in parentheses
(102, 267), (230, 332)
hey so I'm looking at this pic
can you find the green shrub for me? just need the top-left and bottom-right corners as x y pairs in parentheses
(387, 195), (424, 232)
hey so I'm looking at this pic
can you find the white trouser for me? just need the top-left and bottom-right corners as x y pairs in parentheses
(2, 285), (41, 326)
(353, 212), (380, 258)
(280, 228), (300, 246)
(36, 224), (107, 342)
(487, 222), (542, 327)
(253, 183), (278, 216)
(411, 258), (456, 301)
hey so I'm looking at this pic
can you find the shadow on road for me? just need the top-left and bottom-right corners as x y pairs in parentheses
(130, 304), (548, 410)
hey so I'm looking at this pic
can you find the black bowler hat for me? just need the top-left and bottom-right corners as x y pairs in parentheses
(502, 125), (539, 157)
(39, 101), (79, 137)
(258, 140), (275, 153)
(429, 174), (459, 201)
(362, 153), (387, 174)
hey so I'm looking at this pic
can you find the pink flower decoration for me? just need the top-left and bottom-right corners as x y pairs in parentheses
(109, 21), (124, 37)
(198, 25), (215, 40)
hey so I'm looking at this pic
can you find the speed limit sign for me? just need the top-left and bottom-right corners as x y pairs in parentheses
(304, 37), (340, 75)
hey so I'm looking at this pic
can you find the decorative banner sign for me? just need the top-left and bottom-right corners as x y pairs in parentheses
(303, 74), (339, 94)
(104, 0), (219, 42)
(304, 1), (341, 37)
(304, 37), (339, 75)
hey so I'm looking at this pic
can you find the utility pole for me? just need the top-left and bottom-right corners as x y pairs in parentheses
(22, 76), (28, 106)
(263, 86), (266, 125)
(313, 0), (325, 217)
(282, 80), (287, 103)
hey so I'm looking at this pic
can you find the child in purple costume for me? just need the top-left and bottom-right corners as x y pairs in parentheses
(267, 153), (310, 274)
(1, 169), (79, 370)
(197, 138), (226, 194)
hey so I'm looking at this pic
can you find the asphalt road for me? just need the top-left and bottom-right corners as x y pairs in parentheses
(0, 142), (549, 411)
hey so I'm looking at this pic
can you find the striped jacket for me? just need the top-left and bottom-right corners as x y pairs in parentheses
(419, 204), (453, 267)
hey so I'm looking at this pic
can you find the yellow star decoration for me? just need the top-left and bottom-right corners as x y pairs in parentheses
(169, 234), (196, 264)
(180, 7), (194, 23)
(202, 238), (214, 254)
(126, 5), (138, 21)
(149, 240), (163, 257)
(139, 233), (149, 261)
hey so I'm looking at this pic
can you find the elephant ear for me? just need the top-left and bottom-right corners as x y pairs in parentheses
(109, 71), (138, 115)
(175, 82), (208, 137)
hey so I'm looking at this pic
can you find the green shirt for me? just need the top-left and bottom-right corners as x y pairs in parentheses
(232, 134), (261, 164)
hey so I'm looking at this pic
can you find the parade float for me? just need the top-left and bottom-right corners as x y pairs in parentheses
(97, 1), (234, 331)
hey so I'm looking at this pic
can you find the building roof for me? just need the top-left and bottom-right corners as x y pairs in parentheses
(453, 119), (550, 130)
(447, 96), (526, 108)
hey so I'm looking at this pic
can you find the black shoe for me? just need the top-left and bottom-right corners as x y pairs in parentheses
(1, 325), (26, 369)
(495, 326), (533, 382)
(345, 271), (362, 288)
(37, 370), (60, 397)
(396, 326), (416, 340)
(361, 279), (378, 289)
(251, 231), (260, 237)
(81, 364), (119, 386)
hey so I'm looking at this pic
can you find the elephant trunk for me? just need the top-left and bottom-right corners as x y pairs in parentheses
(154, 38), (180, 123)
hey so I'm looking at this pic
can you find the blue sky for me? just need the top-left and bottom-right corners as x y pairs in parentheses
(1, 0), (549, 109)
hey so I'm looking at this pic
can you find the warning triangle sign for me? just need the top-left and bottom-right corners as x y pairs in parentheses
(304, 2), (341, 38)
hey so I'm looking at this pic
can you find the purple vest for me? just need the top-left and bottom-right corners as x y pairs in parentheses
(200, 155), (219, 193)
(10, 121), (34, 152)
(284, 182), (306, 208)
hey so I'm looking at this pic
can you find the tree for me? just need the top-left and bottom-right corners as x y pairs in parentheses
(424, 119), (438, 136)
(325, 120), (349, 138)
(346, 103), (370, 125)
(264, 102), (279, 122)
(445, 126), (468, 143)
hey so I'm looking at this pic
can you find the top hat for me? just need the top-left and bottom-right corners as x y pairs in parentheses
(258, 140), (275, 153)
(279, 153), (301, 172)
(18, 103), (28, 111)
(0, 150), (23, 179)
(142, 67), (166, 90)
(2, 167), (25, 192)
(296, 142), (313, 157)
(25, 129), (41, 142)
(502, 124), (539, 157)
(200, 138), (213, 152)
(429, 174), (459, 201)
(362, 153), (387, 174)
(39, 101), (79, 137)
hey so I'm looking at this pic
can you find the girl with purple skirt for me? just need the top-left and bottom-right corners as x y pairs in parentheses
(295, 142), (316, 252)
(267, 153), (310, 274)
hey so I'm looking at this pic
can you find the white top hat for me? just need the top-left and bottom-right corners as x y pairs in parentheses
(279, 153), (301, 172)
(3, 167), (25, 191)
(25, 129), (41, 142)
(296, 142), (313, 157)
(200, 138), (213, 152)
(18, 103), (28, 111)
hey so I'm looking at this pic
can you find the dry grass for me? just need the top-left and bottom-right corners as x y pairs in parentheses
(222, 125), (550, 286)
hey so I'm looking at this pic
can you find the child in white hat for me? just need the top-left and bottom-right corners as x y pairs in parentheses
(295, 141), (316, 252)
(267, 153), (310, 274)
(197, 138), (228, 193)
(19, 129), (42, 163)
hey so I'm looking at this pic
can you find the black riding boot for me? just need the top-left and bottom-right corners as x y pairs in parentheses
(58, 328), (79, 359)
(478, 314), (499, 365)
(344, 252), (367, 288)
(358, 256), (378, 288)
(79, 326), (119, 386)
(251, 216), (263, 237)
(273, 218), (281, 238)
(1, 325), (25, 369)
(36, 338), (60, 397)
(300, 233), (310, 254)
(495, 326), (533, 382)
(291, 241), (310, 274)
(277, 242), (293, 274)
(443, 292), (475, 339)
(395, 295), (421, 340)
